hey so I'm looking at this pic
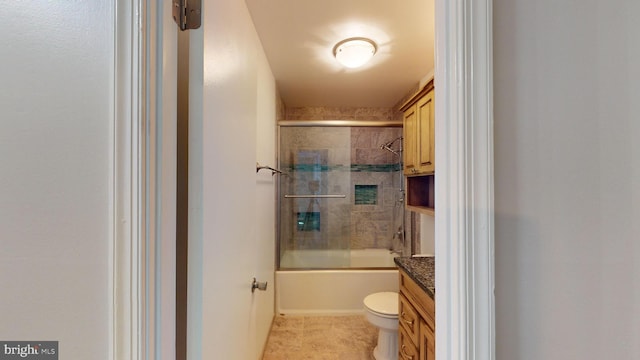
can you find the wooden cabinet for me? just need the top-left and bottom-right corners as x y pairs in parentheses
(420, 318), (436, 360)
(401, 80), (435, 176)
(405, 175), (435, 215)
(399, 268), (435, 360)
(399, 324), (419, 360)
(401, 80), (436, 215)
(402, 101), (418, 175)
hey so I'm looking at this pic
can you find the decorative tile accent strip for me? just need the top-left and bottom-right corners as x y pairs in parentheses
(283, 164), (400, 172)
(351, 164), (401, 172)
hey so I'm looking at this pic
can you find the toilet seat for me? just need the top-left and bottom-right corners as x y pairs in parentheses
(364, 292), (399, 318)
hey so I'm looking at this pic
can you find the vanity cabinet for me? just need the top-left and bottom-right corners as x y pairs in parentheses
(399, 268), (435, 360)
(400, 79), (436, 215)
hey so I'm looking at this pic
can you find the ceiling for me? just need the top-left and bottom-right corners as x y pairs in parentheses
(245, 0), (435, 108)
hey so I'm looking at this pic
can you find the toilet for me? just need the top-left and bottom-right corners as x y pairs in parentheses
(363, 292), (399, 360)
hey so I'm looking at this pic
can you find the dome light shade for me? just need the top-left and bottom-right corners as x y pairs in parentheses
(333, 37), (377, 69)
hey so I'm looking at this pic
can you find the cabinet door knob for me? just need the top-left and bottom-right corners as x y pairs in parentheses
(400, 311), (414, 326)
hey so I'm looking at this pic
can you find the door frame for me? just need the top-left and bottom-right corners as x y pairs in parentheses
(112, 0), (177, 359)
(435, 0), (495, 358)
(111, 0), (144, 358)
(113, 0), (496, 358)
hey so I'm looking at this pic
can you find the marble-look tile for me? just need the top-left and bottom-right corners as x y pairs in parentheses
(355, 148), (389, 165)
(337, 351), (375, 360)
(331, 315), (369, 330)
(332, 327), (377, 353)
(351, 127), (372, 148)
(271, 315), (304, 330)
(302, 330), (340, 353)
(262, 315), (379, 360)
(263, 351), (339, 360)
(303, 316), (336, 330)
(284, 106), (400, 121)
(263, 329), (303, 354)
(354, 107), (395, 121)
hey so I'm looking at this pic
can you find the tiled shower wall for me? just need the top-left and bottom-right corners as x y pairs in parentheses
(279, 122), (404, 256)
(285, 107), (402, 121)
(349, 127), (404, 250)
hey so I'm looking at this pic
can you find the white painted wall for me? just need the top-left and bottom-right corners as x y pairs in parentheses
(0, 2), (114, 358)
(494, 0), (640, 358)
(188, 0), (276, 359)
(419, 214), (435, 255)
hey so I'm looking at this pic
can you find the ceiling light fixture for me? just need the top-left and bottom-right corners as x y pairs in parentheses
(332, 37), (377, 69)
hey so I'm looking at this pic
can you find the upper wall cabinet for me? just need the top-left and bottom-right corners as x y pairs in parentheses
(401, 80), (435, 176)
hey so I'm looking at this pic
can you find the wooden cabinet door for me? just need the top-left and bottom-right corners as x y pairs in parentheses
(400, 325), (420, 360)
(403, 104), (418, 175)
(416, 90), (435, 174)
(419, 319), (436, 360)
(399, 294), (420, 344)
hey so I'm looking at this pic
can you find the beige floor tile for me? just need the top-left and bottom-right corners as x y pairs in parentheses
(272, 315), (305, 331)
(301, 328), (340, 353)
(338, 350), (375, 360)
(332, 327), (377, 352)
(332, 315), (370, 330)
(263, 352), (336, 360)
(303, 316), (335, 330)
(263, 315), (380, 360)
(263, 329), (303, 354)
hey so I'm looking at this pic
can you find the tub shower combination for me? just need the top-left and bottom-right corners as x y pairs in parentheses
(276, 122), (407, 314)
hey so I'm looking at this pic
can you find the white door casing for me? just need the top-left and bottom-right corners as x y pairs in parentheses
(112, 0), (144, 358)
(112, 0), (177, 359)
(434, 0), (495, 358)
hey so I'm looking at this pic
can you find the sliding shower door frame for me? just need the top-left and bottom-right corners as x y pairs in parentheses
(276, 121), (403, 270)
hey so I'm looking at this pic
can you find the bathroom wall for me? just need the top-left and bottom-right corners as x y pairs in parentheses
(350, 127), (404, 250)
(285, 106), (401, 121)
(494, 0), (640, 357)
(419, 215), (435, 255)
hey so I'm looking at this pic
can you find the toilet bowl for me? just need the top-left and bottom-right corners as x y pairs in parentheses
(363, 292), (399, 360)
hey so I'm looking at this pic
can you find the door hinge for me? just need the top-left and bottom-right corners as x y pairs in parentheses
(173, 0), (201, 31)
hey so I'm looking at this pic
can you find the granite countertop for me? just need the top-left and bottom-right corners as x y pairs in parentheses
(394, 256), (435, 299)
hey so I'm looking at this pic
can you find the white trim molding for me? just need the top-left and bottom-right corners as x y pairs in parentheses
(434, 0), (495, 358)
(112, 0), (145, 359)
(112, 1), (178, 359)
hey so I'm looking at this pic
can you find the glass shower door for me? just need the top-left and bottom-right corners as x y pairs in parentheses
(278, 126), (352, 269)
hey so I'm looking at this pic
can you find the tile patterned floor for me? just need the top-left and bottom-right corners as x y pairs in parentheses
(261, 315), (378, 360)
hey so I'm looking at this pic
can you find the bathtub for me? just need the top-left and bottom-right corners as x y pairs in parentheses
(276, 249), (400, 315)
(280, 248), (400, 269)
